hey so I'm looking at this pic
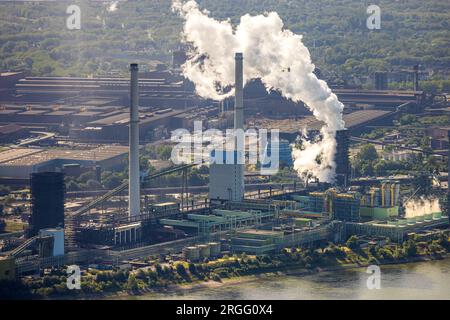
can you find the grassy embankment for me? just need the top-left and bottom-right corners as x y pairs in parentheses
(0, 233), (449, 299)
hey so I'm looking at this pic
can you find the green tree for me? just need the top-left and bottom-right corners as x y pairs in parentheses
(357, 144), (378, 162)
(346, 235), (359, 251)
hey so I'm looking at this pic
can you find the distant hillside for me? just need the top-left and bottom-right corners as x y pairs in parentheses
(0, 0), (448, 85)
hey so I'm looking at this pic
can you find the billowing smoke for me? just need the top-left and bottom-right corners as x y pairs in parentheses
(173, 0), (345, 182)
(404, 197), (441, 218)
(107, 1), (119, 13)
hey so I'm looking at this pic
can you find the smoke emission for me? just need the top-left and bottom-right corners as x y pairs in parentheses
(404, 197), (441, 218)
(173, 0), (345, 182)
(107, 1), (119, 13)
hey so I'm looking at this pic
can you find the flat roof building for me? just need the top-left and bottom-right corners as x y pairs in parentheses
(0, 145), (128, 178)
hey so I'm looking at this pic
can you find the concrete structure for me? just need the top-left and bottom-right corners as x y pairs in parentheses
(383, 149), (415, 162)
(360, 206), (399, 220)
(209, 53), (245, 202)
(209, 150), (245, 201)
(129, 63), (140, 217)
(114, 222), (142, 245)
(39, 228), (65, 256)
(0, 256), (15, 281)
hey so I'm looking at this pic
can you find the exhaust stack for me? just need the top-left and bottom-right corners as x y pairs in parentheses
(234, 53), (244, 130)
(129, 63), (140, 217)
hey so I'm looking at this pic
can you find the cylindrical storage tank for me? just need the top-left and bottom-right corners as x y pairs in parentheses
(197, 244), (210, 258)
(416, 215), (425, 222)
(208, 242), (221, 257)
(398, 219), (407, 226)
(183, 246), (200, 261)
(407, 217), (416, 225)
(424, 213), (433, 221)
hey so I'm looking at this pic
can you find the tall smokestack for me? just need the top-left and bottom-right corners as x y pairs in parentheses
(447, 131), (450, 219)
(234, 53), (244, 130)
(129, 63), (140, 217)
(234, 53), (245, 201)
(335, 129), (350, 188)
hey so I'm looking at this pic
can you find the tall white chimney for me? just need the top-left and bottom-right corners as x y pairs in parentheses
(129, 63), (140, 217)
(234, 52), (244, 130)
(234, 53), (245, 201)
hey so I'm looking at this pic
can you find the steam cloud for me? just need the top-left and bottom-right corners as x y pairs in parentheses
(404, 197), (441, 218)
(107, 1), (119, 13)
(173, 0), (345, 182)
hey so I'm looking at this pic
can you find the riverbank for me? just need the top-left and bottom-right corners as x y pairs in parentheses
(108, 253), (449, 300)
(2, 233), (448, 300)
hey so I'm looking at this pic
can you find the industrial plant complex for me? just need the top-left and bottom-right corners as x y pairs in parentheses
(0, 48), (448, 287)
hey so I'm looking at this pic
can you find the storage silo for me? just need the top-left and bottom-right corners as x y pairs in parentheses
(183, 246), (200, 261)
(197, 244), (211, 259)
(208, 242), (221, 257)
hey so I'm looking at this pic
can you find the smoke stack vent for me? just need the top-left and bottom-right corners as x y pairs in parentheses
(234, 53), (244, 130)
(129, 63), (140, 217)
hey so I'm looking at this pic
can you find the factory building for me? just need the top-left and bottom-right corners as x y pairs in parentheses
(0, 145), (128, 179)
(330, 191), (361, 222)
(262, 139), (293, 167)
(0, 124), (29, 143)
(290, 189), (361, 222)
(0, 256), (15, 281)
(209, 150), (245, 202)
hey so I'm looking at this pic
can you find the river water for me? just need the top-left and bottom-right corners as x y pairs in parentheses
(129, 259), (450, 300)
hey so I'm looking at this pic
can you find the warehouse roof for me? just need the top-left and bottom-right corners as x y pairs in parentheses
(0, 145), (128, 166)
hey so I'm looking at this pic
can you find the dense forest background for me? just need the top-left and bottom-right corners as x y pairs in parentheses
(0, 0), (449, 86)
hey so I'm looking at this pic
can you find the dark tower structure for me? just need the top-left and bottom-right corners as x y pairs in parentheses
(335, 129), (350, 188)
(413, 65), (419, 91)
(29, 172), (65, 237)
(374, 72), (388, 90)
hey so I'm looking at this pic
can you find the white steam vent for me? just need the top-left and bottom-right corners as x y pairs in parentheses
(172, 0), (345, 182)
(404, 197), (441, 218)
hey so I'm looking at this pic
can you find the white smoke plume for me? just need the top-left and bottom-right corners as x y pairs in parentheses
(404, 197), (441, 218)
(107, 1), (119, 13)
(173, 0), (345, 182)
